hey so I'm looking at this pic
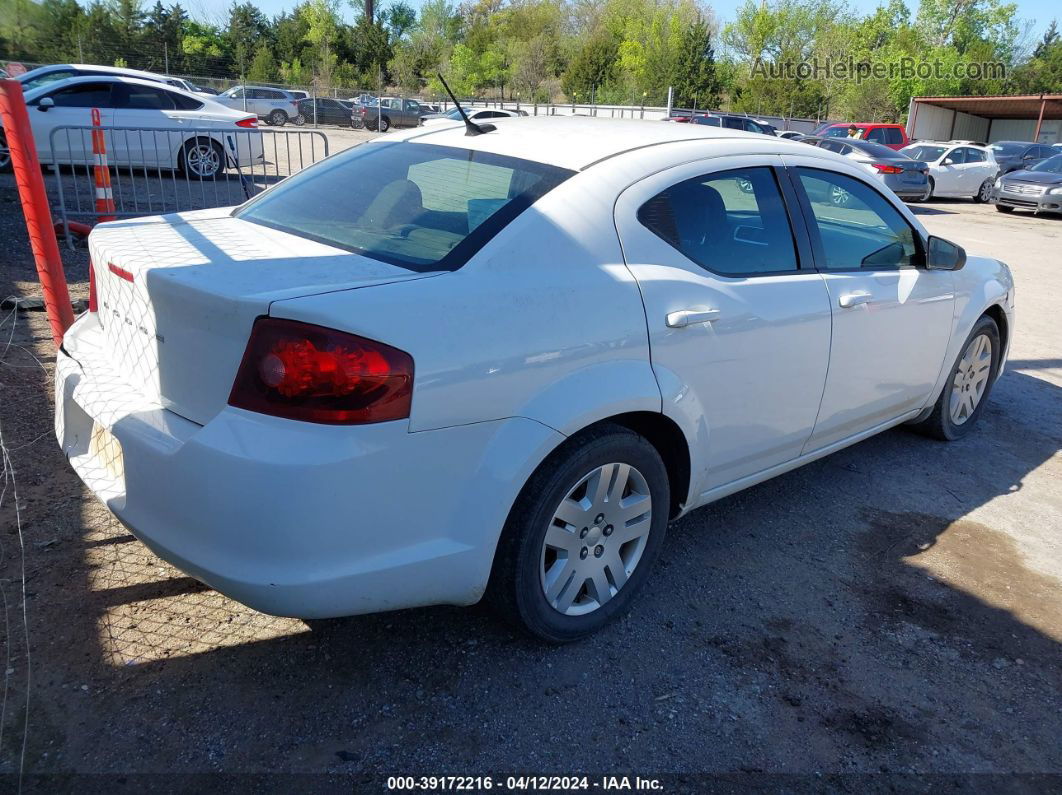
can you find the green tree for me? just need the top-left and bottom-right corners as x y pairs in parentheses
(673, 16), (720, 108)
(247, 43), (278, 81)
(561, 31), (619, 100)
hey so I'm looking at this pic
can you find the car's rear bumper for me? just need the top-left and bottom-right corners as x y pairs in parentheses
(55, 314), (563, 618)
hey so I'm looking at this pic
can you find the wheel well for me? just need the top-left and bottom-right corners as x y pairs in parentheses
(983, 303), (1009, 354)
(581, 412), (691, 519)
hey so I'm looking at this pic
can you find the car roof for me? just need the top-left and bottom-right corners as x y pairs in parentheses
(22, 74), (222, 102)
(19, 63), (173, 81)
(382, 115), (805, 171)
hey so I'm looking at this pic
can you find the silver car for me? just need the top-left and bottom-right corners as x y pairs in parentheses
(216, 85), (300, 126)
(807, 136), (930, 201)
(991, 153), (1062, 215)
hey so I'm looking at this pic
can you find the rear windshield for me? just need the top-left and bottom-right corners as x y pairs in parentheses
(902, 145), (947, 162)
(850, 140), (910, 159)
(236, 142), (573, 271)
(991, 142), (1025, 156)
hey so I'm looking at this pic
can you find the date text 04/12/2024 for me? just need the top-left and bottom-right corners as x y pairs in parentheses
(386, 776), (664, 791)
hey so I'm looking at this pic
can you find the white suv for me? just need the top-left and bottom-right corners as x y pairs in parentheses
(55, 117), (1014, 641)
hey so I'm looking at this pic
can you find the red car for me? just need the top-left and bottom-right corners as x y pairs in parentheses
(818, 123), (910, 151)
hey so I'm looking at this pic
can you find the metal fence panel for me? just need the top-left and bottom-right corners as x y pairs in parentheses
(48, 125), (329, 248)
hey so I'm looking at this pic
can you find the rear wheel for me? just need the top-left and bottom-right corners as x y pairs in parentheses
(487, 424), (669, 642)
(179, 138), (224, 180)
(0, 130), (10, 173)
(292, 114), (306, 126)
(911, 315), (1000, 441)
(975, 178), (993, 203)
(267, 109), (288, 127)
(377, 116), (391, 133)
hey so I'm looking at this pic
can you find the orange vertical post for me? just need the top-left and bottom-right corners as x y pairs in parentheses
(90, 107), (115, 222)
(0, 79), (74, 347)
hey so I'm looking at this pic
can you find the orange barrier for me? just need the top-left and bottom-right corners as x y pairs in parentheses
(0, 79), (74, 347)
(89, 107), (115, 222)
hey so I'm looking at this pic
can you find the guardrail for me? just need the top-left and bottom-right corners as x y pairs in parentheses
(47, 125), (329, 248)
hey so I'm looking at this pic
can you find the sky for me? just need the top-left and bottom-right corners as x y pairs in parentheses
(181, 0), (1058, 42)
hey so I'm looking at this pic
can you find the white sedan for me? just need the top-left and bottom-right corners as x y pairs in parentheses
(420, 106), (526, 127)
(1, 75), (262, 179)
(55, 118), (1014, 641)
(901, 141), (999, 201)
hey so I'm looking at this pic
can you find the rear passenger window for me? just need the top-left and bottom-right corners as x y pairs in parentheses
(865, 127), (886, 143)
(884, 128), (904, 145)
(966, 148), (987, 162)
(637, 167), (799, 276)
(797, 169), (920, 270)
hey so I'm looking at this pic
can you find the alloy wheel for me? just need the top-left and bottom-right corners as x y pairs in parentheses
(978, 180), (992, 202)
(949, 333), (992, 425)
(540, 462), (653, 616)
(186, 144), (221, 178)
(0, 132), (10, 170)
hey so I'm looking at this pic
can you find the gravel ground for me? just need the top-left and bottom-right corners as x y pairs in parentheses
(0, 155), (1059, 791)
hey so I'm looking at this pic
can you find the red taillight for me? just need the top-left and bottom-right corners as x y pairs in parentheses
(88, 260), (98, 313)
(872, 163), (904, 174)
(228, 317), (414, 425)
(236, 117), (258, 128)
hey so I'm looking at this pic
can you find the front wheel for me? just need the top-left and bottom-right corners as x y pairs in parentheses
(911, 315), (1000, 441)
(377, 116), (390, 133)
(487, 424), (670, 642)
(975, 179), (993, 203)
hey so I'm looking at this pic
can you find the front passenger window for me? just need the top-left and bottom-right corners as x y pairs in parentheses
(638, 167), (799, 276)
(797, 169), (920, 270)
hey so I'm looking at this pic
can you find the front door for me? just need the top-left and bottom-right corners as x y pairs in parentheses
(615, 155), (833, 494)
(785, 162), (955, 450)
(29, 81), (116, 166)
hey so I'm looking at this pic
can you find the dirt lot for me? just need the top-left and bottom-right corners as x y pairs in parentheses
(0, 147), (1060, 789)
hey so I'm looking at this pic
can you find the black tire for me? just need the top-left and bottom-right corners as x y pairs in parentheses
(378, 115), (390, 133)
(975, 178), (993, 203)
(0, 130), (11, 173)
(910, 315), (1001, 441)
(486, 423), (670, 643)
(267, 109), (288, 127)
(995, 204), (1014, 213)
(179, 138), (225, 180)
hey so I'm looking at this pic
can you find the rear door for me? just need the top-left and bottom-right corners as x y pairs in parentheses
(112, 83), (201, 167)
(616, 154), (832, 491)
(784, 160), (954, 450)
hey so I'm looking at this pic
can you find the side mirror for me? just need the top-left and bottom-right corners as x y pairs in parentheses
(926, 236), (966, 271)
(941, 156), (955, 165)
(37, 96), (54, 112)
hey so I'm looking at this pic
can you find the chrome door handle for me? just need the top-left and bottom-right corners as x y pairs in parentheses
(838, 291), (872, 309)
(665, 308), (721, 328)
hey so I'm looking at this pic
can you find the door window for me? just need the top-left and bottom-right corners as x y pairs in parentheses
(45, 82), (114, 108)
(864, 127), (886, 143)
(883, 127), (904, 145)
(965, 148), (987, 163)
(114, 84), (178, 110)
(945, 148), (966, 164)
(637, 167), (799, 276)
(797, 169), (921, 270)
(404, 100), (420, 113)
(722, 117), (744, 130)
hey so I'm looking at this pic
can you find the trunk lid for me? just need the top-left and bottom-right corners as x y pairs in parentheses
(88, 207), (437, 425)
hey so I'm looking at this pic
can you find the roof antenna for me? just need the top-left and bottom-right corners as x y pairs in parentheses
(436, 73), (495, 136)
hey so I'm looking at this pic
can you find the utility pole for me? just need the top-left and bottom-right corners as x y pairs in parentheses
(164, 42), (169, 74)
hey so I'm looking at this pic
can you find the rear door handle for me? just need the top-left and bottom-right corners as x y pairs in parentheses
(838, 291), (872, 309)
(666, 308), (721, 328)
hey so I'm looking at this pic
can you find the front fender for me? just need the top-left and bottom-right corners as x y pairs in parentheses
(929, 255), (1014, 403)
